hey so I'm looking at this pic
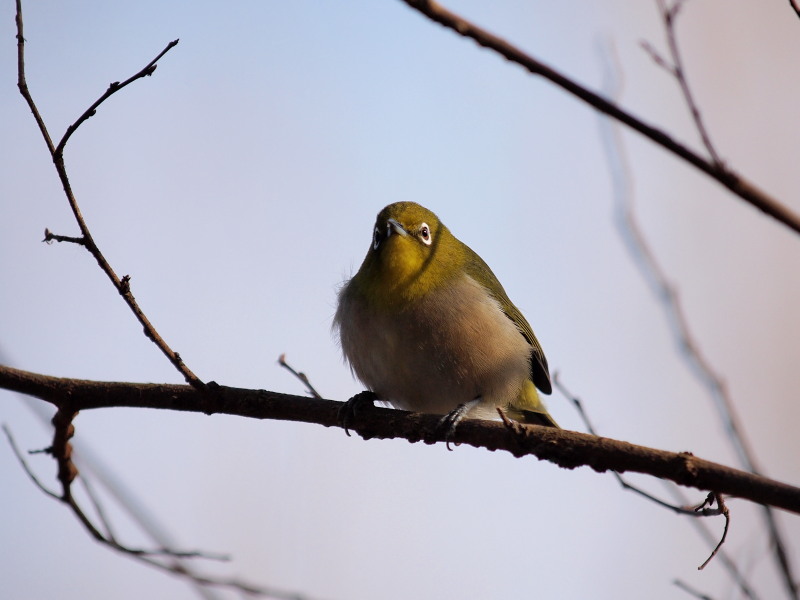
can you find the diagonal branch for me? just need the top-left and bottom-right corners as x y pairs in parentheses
(400, 0), (800, 236)
(645, 0), (723, 167)
(790, 0), (800, 20)
(596, 36), (798, 600)
(278, 354), (323, 399)
(54, 39), (179, 157)
(14, 0), (202, 390)
(674, 578), (716, 600)
(2, 363), (800, 516)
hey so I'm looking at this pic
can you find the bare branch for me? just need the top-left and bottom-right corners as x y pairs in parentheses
(42, 228), (85, 245)
(665, 483), (763, 599)
(3, 422), (310, 599)
(639, 41), (675, 75)
(3, 364), (800, 515)
(3, 423), (61, 500)
(14, 0), (203, 390)
(8, 411), (227, 560)
(14, 0), (54, 154)
(595, 40), (797, 598)
(790, 0), (800, 20)
(54, 40), (179, 157)
(674, 579), (716, 600)
(79, 476), (119, 541)
(651, 0), (723, 166)
(400, 0), (800, 235)
(278, 354), (323, 399)
(553, 374), (703, 515)
(697, 493), (730, 570)
(553, 373), (737, 575)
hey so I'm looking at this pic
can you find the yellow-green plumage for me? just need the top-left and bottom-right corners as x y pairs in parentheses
(334, 201), (557, 428)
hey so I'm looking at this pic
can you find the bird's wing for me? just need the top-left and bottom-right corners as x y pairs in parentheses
(463, 244), (552, 395)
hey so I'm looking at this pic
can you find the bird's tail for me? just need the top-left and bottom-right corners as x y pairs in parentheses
(518, 408), (560, 428)
(509, 379), (560, 428)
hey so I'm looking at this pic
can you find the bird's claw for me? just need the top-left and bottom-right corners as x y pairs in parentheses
(437, 399), (479, 451)
(338, 390), (378, 436)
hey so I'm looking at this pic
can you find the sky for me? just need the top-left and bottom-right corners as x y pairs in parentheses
(2, 1), (800, 599)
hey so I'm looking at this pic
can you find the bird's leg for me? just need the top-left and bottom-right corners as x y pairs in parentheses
(338, 390), (379, 436)
(438, 397), (481, 451)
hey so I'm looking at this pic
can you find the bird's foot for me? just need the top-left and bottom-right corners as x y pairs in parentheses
(338, 390), (378, 436)
(437, 398), (481, 451)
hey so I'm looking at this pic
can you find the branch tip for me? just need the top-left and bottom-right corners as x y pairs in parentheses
(278, 354), (323, 399)
(697, 493), (730, 570)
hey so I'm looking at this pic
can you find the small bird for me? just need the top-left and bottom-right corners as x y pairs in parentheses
(334, 201), (558, 435)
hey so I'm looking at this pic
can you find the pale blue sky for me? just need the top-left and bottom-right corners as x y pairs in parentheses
(2, 1), (799, 599)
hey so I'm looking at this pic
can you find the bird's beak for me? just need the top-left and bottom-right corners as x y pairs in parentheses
(386, 218), (408, 238)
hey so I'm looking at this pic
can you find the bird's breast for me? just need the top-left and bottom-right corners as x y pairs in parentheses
(336, 273), (531, 416)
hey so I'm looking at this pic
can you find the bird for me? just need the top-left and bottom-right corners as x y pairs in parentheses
(334, 201), (558, 439)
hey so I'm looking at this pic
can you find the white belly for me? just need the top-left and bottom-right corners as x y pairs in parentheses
(336, 274), (531, 418)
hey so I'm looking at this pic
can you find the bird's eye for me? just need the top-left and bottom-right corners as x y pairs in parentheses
(418, 223), (432, 246)
(373, 226), (381, 250)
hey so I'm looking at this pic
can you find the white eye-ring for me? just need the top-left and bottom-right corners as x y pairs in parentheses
(373, 226), (381, 250)
(418, 222), (432, 246)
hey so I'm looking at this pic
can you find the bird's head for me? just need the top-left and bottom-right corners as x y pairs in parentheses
(352, 201), (463, 306)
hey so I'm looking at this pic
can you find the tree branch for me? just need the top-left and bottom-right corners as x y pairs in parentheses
(2, 363), (799, 515)
(647, 0), (722, 167)
(3, 420), (312, 599)
(53, 39), (179, 158)
(400, 0), (800, 236)
(278, 354), (323, 399)
(14, 0), (202, 390)
(790, 0), (800, 20)
(596, 36), (798, 600)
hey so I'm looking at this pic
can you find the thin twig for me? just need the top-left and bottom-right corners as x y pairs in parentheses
(552, 373), (684, 512)
(278, 354), (323, 399)
(3, 423), (305, 597)
(14, 0), (54, 154)
(663, 482), (761, 599)
(54, 40), (179, 157)
(52, 409), (230, 559)
(674, 579), (715, 600)
(15, 0), (203, 390)
(80, 476), (118, 541)
(400, 0), (800, 235)
(3, 423), (61, 500)
(43, 228), (85, 245)
(553, 374), (716, 518)
(640, 40), (675, 74)
(5, 423), (211, 558)
(7, 376), (230, 600)
(552, 375), (737, 577)
(697, 493), (730, 570)
(651, 0), (723, 166)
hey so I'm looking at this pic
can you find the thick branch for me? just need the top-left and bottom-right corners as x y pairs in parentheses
(401, 0), (800, 236)
(2, 364), (799, 515)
